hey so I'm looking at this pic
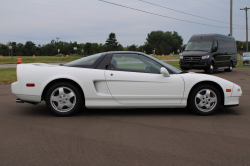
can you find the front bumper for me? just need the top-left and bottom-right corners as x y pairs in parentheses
(224, 84), (242, 106)
(179, 59), (210, 69)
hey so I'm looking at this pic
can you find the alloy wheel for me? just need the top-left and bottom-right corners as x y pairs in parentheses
(50, 87), (76, 113)
(194, 89), (217, 112)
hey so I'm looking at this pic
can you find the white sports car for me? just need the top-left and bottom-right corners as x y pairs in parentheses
(11, 51), (242, 116)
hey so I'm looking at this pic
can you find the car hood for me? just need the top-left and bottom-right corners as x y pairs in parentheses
(181, 51), (209, 56)
(180, 72), (238, 88)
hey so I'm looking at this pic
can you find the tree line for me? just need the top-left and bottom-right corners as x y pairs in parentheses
(0, 31), (248, 57)
(0, 31), (183, 57)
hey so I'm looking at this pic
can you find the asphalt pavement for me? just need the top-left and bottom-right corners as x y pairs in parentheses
(0, 68), (249, 165)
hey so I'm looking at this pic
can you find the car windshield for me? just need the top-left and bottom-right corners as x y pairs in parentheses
(65, 53), (102, 66)
(185, 41), (212, 51)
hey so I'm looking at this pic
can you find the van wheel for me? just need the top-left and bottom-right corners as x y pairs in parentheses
(205, 63), (214, 74)
(225, 61), (233, 72)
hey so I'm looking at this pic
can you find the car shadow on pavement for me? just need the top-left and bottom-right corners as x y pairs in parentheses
(17, 103), (241, 117)
(78, 107), (192, 117)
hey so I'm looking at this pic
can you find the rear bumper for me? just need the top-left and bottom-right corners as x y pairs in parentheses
(11, 79), (23, 95)
(14, 94), (41, 103)
(12, 79), (41, 103)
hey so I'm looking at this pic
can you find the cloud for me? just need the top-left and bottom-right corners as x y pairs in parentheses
(0, 0), (249, 46)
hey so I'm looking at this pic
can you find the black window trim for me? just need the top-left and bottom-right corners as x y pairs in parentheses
(65, 53), (107, 69)
(106, 53), (175, 74)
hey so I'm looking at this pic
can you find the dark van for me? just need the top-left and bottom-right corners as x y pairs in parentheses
(179, 34), (237, 74)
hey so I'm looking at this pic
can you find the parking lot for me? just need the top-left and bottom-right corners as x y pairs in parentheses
(0, 68), (250, 165)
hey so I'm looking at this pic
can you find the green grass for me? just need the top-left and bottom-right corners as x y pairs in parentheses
(0, 59), (250, 85)
(164, 61), (180, 69)
(154, 55), (180, 60)
(235, 60), (250, 68)
(0, 56), (82, 64)
(0, 68), (17, 85)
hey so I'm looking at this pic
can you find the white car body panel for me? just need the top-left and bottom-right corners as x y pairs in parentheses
(180, 73), (242, 105)
(11, 63), (242, 109)
(105, 70), (184, 104)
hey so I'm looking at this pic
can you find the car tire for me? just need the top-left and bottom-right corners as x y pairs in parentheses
(205, 63), (214, 74)
(45, 82), (83, 116)
(188, 84), (221, 115)
(225, 61), (233, 72)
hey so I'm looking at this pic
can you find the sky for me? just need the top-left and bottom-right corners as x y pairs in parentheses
(1, 0), (250, 46)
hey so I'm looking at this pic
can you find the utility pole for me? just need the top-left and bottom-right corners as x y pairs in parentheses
(230, 0), (233, 36)
(240, 7), (250, 52)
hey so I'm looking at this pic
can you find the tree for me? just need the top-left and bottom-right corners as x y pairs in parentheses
(127, 44), (138, 51)
(24, 41), (36, 56)
(105, 32), (119, 51)
(146, 31), (183, 54)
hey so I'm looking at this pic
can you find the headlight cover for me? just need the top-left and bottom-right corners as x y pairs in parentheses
(201, 55), (210, 59)
(180, 55), (183, 59)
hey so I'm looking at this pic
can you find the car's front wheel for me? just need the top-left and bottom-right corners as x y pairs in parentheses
(45, 82), (82, 116)
(188, 84), (221, 115)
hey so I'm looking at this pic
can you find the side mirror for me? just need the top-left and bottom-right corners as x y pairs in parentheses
(213, 47), (218, 52)
(182, 47), (185, 51)
(160, 67), (170, 77)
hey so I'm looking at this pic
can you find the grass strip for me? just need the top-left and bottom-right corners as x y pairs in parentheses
(0, 68), (17, 85)
(0, 56), (81, 64)
(0, 61), (249, 85)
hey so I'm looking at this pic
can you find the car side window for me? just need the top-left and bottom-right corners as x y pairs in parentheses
(110, 54), (162, 74)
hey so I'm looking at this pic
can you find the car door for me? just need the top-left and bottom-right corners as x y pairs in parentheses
(212, 40), (220, 67)
(105, 53), (184, 105)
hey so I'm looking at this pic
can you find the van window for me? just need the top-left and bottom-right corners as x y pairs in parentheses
(218, 41), (226, 53)
(218, 41), (236, 54)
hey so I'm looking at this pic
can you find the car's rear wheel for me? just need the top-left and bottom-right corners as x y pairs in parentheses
(188, 84), (221, 115)
(45, 82), (82, 116)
